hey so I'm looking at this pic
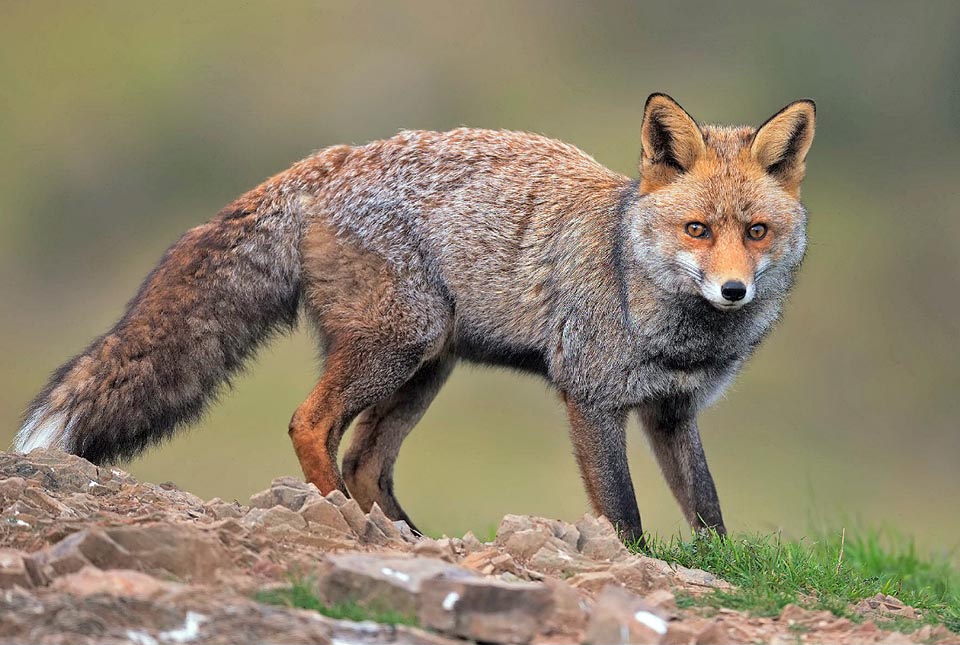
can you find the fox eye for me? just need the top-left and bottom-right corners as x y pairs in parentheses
(685, 222), (709, 238)
(747, 223), (768, 240)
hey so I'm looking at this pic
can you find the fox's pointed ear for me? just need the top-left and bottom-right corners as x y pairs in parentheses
(752, 100), (816, 196)
(640, 93), (706, 194)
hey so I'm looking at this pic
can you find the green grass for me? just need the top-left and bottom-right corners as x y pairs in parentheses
(255, 579), (419, 627)
(636, 528), (960, 633)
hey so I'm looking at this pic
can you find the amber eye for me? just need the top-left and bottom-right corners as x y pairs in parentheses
(685, 222), (709, 238)
(747, 223), (768, 240)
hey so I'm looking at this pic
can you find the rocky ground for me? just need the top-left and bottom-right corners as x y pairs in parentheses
(0, 450), (956, 644)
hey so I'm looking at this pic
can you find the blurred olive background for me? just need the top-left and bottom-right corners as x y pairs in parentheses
(2, 2), (958, 553)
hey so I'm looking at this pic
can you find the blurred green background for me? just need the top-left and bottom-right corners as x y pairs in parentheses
(2, 2), (958, 553)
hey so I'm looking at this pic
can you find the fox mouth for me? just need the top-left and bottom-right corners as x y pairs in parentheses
(699, 279), (755, 310)
(708, 300), (747, 311)
(701, 285), (755, 311)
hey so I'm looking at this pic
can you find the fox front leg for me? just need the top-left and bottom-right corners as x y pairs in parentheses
(639, 397), (726, 536)
(563, 395), (644, 545)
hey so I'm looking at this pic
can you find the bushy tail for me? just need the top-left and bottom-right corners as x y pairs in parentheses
(16, 176), (306, 463)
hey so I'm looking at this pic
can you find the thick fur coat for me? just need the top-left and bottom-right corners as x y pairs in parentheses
(17, 94), (816, 542)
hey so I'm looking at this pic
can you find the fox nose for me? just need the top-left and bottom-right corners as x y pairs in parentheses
(720, 280), (747, 302)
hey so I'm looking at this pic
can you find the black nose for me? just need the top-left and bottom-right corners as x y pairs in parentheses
(720, 280), (747, 302)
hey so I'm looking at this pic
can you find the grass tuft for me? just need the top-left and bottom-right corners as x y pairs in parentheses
(255, 578), (419, 627)
(636, 527), (960, 632)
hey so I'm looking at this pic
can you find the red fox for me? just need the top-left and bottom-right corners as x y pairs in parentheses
(17, 94), (815, 543)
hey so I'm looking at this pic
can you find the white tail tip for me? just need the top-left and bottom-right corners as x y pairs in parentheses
(15, 405), (71, 453)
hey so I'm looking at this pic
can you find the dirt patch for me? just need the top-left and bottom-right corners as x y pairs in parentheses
(0, 449), (956, 644)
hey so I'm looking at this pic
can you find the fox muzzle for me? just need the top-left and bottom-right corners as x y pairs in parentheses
(702, 278), (755, 310)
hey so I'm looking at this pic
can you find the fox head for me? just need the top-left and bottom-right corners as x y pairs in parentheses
(631, 94), (815, 311)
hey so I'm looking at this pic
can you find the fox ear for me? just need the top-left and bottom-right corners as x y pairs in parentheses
(752, 100), (816, 195)
(640, 93), (706, 193)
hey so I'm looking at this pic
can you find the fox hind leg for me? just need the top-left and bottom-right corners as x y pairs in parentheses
(295, 219), (452, 499)
(342, 354), (454, 532)
(288, 340), (429, 496)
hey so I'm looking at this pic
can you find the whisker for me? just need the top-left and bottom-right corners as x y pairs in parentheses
(673, 259), (703, 284)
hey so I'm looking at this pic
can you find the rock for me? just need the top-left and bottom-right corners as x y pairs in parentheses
(394, 520), (420, 544)
(663, 622), (699, 645)
(568, 571), (619, 594)
(636, 555), (733, 593)
(3, 501), (40, 529)
(502, 529), (552, 561)
(362, 517), (391, 546)
(495, 514), (542, 542)
(673, 565), (732, 592)
(205, 499), (243, 520)
(766, 636), (795, 645)
(248, 480), (317, 512)
(913, 624), (956, 643)
(87, 478), (122, 497)
(420, 575), (554, 644)
(0, 548), (35, 588)
(531, 541), (606, 577)
(270, 475), (313, 490)
(445, 537), (469, 558)
(242, 505), (308, 532)
(248, 489), (279, 509)
(0, 586), (352, 644)
(51, 566), (181, 600)
(4, 449), (954, 645)
(575, 514), (629, 561)
(50, 606), (108, 636)
(461, 548), (523, 577)
(214, 518), (246, 536)
(496, 515), (580, 549)
(324, 489), (349, 506)
(461, 530), (484, 552)
(360, 503), (407, 547)
(779, 602), (808, 623)
(288, 532), (358, 551)
(0, 476), (27, 503)
(540, 576), (589, 639)
(413, 538), (458, 563)
(26, 523), (233, 583)
(585, 585), (669, 645)
(853, 593), (919, 620)
(367, 504), (403, 540)
(29, 528), (137, 582)
(779, 603), (843, 629)
(335, 499), (368, 536)
(105, 523), (234, 580)
(299, 497), (354, 535)
(695, 622), (735, 645)
(822, 617), (854, 632)
(319, 553), (474, 616)
(611, 557), (672, 595)
(645, 588), (678, 612)
(392, 625), (467, 645)
(496, 515), (582, 560)
(0, 449), (101, 493)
